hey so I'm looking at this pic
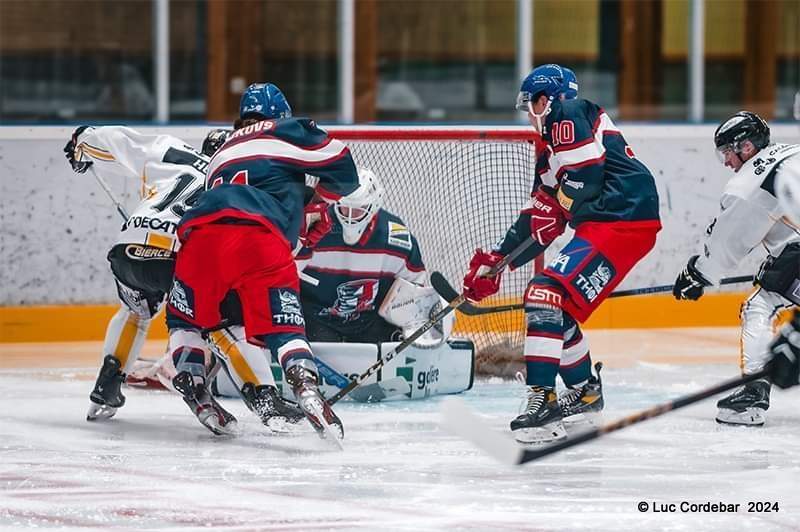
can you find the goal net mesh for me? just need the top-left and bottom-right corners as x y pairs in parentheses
(330, 128), (539, 377)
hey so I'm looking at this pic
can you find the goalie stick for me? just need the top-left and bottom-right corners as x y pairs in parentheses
(440, 367), (770, 466)
(326, 236), (539, 405)
(431, 273), (754, 317)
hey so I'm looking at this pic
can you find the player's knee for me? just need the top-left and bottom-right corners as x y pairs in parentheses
(524, 277), (565, 328)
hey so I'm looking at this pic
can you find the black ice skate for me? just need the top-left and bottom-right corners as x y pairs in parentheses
(172, 371), (238, 436)
(558, 361), (604, 424)
(87, 355), (127, 421)
(510, 386), (567, 444)
(715, 378), (771, 426)
(241, 383), (305, 433)
(285, 365), (344, 445)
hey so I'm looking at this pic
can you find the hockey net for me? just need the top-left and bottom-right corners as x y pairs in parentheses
(329, 127), (540, 377)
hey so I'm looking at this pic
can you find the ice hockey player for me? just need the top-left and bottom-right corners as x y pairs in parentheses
(296, 167), (452, 346)
(673, 111), (800, 426)
(769, 163), (800, 391)
(63, 125), (236, 432)
(166, 82), (359, 442)
(461, 64), (661, 443)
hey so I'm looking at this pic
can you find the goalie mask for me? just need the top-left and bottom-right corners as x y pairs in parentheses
(335, 167), (384, 245)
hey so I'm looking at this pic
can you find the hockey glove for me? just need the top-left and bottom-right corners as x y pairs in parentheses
(672, 255), (711, 300)
(63, 125), (93, 174)
(462, 249), (504, 302)
(526, 186), (567, 246)
(767, 310), (800, 389)
(299, 202), (332, 249)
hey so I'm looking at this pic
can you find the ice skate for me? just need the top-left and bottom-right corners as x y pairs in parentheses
(715, 378), (771, 426)
(510, 386), (567, 444)
(172, 371), (238, 436)
(558, 361), (604, 425)
(241, 383), (305, 433)
(87, 355), (127, 421)
(285, 365), (344, 446)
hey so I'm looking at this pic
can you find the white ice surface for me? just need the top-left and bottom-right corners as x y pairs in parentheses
(1, 363), (799, 531)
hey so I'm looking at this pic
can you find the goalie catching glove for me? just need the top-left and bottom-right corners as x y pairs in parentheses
(524, 186), (567, 246)
(673, 255), (711, 300)
(462, 249), (505, 303)
(299, 202), (332, 249)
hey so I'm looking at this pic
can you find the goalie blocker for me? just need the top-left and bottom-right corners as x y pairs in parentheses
(212, 339), (475, 402)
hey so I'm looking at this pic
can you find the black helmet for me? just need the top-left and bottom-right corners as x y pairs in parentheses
(202, 129), (231, 157)
(714, 111), (770, 154)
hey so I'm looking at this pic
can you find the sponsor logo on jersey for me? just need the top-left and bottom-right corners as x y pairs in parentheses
(168, 279), (195, 318)
(116, 282), (153, 319)
(270, 288), (305, 327)
(124, 244), (173, 261)
(562, 178), (584, 190)
(387, 221), (412, 250)
(123, 216), (179, 235)
(321, 279), (380, 323)
(571, 255), (616, 303)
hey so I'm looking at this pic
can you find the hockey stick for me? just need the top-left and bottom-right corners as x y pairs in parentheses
(441, 367), (770, 466)
(89, 166), (129, 221)
(432, 274), (754, 317)
(327, 236), (540, 406)
(315, 357), (411, 402)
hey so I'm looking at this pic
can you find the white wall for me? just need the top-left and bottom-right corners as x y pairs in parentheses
(1, 124), (798, 305)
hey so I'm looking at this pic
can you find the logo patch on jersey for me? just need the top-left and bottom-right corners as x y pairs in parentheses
(125, 244), (173, 261)
(547, 237), (592, 275)
(168, 279), (195, 319)
(571, 255), (616, 304)
(123, 216), (179, 235)
(321, 279), (380, 323)
(270, 288), (305, 328)
(387, 221), (412, 250)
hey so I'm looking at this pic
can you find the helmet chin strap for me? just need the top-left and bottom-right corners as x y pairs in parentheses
(527, 99), (552, 133)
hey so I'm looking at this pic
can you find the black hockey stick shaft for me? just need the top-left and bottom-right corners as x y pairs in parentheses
(435, 274), (754, 317)
(517, 367), (770, 464)
(327, 236), (539, 405)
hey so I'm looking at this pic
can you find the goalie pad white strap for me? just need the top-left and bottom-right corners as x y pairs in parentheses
(378, 278), (453, 347)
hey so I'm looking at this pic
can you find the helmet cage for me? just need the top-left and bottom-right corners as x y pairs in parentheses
(335, 168), (384, 245)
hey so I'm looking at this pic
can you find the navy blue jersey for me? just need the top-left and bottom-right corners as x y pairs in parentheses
(178, 118), (358, 248)
(538, 99), (660, 224)
(296, 208), (426, 337)
(495, 99), (660, 266)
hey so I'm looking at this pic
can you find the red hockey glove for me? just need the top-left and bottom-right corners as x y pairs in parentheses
(299, 202), (332, 249)
(527, 186), (567, 246)
(462, 249), (505, 302)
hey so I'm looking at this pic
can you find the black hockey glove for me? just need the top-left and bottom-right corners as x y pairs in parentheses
(63, 125), (93, 173)
(767, 310), (800, 389)
(673, 255), (711, 300)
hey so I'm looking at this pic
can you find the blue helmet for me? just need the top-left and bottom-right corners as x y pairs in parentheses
(239, 83), (292, 120)
(515, 64), (577, 110)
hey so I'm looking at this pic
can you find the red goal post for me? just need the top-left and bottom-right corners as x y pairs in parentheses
(326, 126), (542, 375)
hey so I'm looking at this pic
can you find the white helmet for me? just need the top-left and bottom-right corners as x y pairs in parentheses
(335, 167), (384, 245)
(775, 162), (800, 226)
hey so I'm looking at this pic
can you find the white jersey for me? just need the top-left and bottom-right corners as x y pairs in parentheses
(694, 143), (800, 284)
(74, 126), (208, 252)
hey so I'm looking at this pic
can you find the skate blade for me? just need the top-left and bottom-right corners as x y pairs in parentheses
(86, 402), (117, 421)
(512, 422), (567, 444)
(564, 411), (603, 428)
(300, 397), (344, 449)
(715, 407), (766, 427)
